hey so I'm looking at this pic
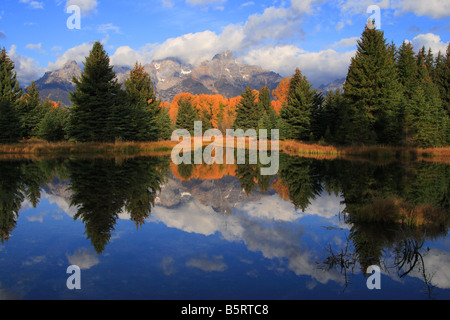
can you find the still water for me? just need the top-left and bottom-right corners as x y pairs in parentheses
(0, 153), (449, 300)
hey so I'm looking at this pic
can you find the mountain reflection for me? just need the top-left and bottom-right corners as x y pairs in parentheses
(0, 153), (448, 290)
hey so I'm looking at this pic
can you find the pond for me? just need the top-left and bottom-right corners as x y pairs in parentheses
(0, 153), (449, 300)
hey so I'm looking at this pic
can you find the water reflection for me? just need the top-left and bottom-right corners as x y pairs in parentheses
(67, 157), (170, 253)
(0, 153), (448, 299)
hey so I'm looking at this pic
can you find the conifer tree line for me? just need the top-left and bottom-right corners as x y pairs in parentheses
(0, 42), (173, 143)
(0, 25), (449, 147)
(231, 25), (450, 148)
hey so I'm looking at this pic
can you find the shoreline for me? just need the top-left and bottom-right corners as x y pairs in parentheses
(0, 139), (449, 163)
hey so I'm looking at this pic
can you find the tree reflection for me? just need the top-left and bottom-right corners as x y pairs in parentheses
(67, 156), (170, 254)
(0, 159), (65, 243)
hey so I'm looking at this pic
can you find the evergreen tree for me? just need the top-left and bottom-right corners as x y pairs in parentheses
(0, 48), (22, 143)
(176, 97), (199, 135)
(257, 85), (279, 137)
(257, 85), (271, 115)
(37, 107), (68, 142)
(0, 48), (22, 103)
(0, 99), (21, 143)
(318, 90), (349, 144)
(233, 87), (259, 130)
(16, 81), (42, 139)
(344, 26), (401, 145)
(437, 44), (450, 117)
(156, 106), (173, 140)
(414, 48), (447, 147)
(280, 68), (315, 140)
(67, 41), (129, 142)
(396, 41), (419, 146)
(124, 63), (160, 141)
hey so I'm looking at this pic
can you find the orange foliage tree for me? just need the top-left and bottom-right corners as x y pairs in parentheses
(271, 77), (290, 114)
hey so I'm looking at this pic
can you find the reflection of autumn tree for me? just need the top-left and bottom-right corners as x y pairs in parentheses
(68, 156), (170, 254)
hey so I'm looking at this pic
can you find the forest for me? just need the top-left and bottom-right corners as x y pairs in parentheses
(0, 24), (449, 148)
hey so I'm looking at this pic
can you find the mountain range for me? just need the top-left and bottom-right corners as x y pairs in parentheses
(33, 51), (344, 106)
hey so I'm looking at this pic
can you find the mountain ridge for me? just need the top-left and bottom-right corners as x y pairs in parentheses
(32, 51), (344, 106)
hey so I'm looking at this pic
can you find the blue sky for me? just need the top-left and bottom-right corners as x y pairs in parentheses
(1, 0), (449, 86)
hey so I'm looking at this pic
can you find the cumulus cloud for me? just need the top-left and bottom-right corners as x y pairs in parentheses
(331, 36), (360, 49)
(393, 0), (450, 19)
(135, 0), (319, 66)
(408, 33), (449, 55)
(48, 41), (93, 70)
(240, 45), (355, 85)
(65, 0), (98, 15)
(67, 248), (100, 270)
(9, 45), (45, 85)
(339, 0), (450, 19)
(110, 45), (153, 67)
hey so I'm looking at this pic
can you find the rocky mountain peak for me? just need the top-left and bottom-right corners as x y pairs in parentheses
(212, 50), (235, 61)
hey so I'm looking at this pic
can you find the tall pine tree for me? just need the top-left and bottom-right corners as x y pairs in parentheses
(233, 86), (259, 131)
(124, 62), (159, 141)
(280, 68), (315, 140)
(0, 48), (22, 143)
(16, 81), (42, 139)
(67, 41), (129, 142)
(344, 26), (401, 145)
(175, 97), (199, 135)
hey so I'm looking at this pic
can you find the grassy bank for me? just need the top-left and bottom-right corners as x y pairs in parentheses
(280, 140), (450, 163)
(0, 139), (449, 163)
(0, 140), (177, 157)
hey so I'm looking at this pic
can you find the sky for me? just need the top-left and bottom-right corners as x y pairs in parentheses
(0, 0), (449, 87)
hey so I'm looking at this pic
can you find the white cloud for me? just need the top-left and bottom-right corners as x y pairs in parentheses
(186, 0), (226, 6)
(141, 0), (319, 67)
(97, 23), (121, 34)
(9, 45), (45, 85)
(25, 42), (46, 54)
(110, 46), (151, 67)
(240, 45), (355, 85)
(67, 248), (100, 270)
(339, 0), (450, 19)
(65, 0), (98, 15)
(20, 0), (44, 9)
(331, 36), (360, 49)
(48, 42), (93, 70)
(393, 0), (450, 19)
(161, 0), (174, 8)
(408, 33), (449, 55)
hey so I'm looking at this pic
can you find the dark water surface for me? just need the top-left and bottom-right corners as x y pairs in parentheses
(0, 154), (449, 300)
